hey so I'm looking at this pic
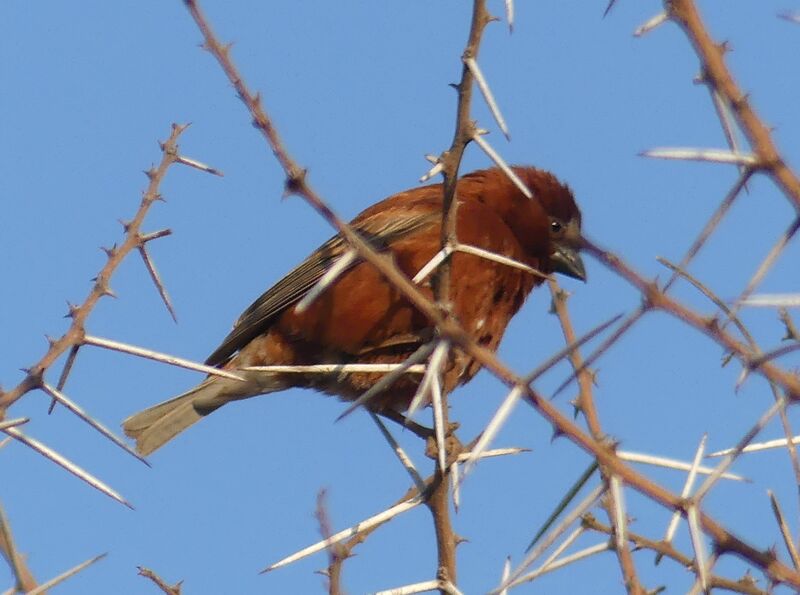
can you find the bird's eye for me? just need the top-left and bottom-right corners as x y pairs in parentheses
(550, 219), (563, 234)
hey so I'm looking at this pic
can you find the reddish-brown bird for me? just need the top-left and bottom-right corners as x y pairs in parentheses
(123, 166), (585, 455)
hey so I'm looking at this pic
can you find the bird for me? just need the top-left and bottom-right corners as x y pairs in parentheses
(123, 166), (585, 456)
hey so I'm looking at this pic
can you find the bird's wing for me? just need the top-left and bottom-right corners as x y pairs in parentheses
(204, 212), (439, 366)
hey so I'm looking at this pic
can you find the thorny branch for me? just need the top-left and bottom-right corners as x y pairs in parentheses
(666, 0), (800, 210)
(183, 0), (800, 590)
(584, 238), (800, 400)
(183, 0), (496, 590)
(315, 490), (346, 595)
(581, 515), (765, 595)
(0, 124), (222, 587)
(4, 2), (796, 593)
(0, 503), (38, 593)
(137, 566), (183, 595)
(0, 124), (190, 413)
(428, 0), (492, 589)
(548, 280), (644, 594)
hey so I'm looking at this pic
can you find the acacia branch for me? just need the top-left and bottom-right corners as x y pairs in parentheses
(137, 566), (183, 595)
(0, 503), (38, 593)
(0, 124), (189, 414)
(183, 1), (800, 588)
(548, 280), (644, 594)
(183, 1), (497, 589)
(582, 515), (765, 595)
(428, 1), (492, 588)
(666, 0), (800, 209)
(583, 239), (800, 400)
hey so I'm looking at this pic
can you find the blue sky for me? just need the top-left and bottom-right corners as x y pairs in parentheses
(2, 1), (800, 593)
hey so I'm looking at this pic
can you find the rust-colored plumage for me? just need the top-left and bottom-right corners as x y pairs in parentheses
(123, 166), (585, 455)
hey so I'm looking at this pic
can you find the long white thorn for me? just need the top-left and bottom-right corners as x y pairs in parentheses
(413, 246), (453, 284)
(420, 159), (444, 183)
(502, 542), (610, 591)
(295, 249), (357, 313)
(664, 435), (707, 545)
(500, 484), (603, 590)
(407, 341), (448, 419)
(262, 496), (423, 573)
(617, 450), (746, 481)
(26, 553), (107, 595)
(244, 363), (426, 374)
(371, 413), (425, 493)
(2, 427), (131, 508)
(373, 580), (439, 595)
(465, 57), (510, 140)
(695, 398), (783, 500)
(687, 505), (709, 591)
(450, 462), (461, 511)
(707, 434), (800, 457)
(0, 418), (28, 432)
(640, 147), (758, 165)
(428, 342), (449, 472)
(471, 132), (532, 198)
(634, 12), (668, 37)
(505, 0), (514, 32)
(738, 293), (800, 308)
(455, 243), (549, 279)
(609, 476), (627, 551)
(83, 335), (244, 382)
(40, 383), (148, 465)
(462, 384), (524, 480)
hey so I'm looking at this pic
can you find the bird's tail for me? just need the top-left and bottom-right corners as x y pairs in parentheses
(122, 380), (226, 457)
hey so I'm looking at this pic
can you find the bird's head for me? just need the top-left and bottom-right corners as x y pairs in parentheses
(545, 209), (586, 282)
(515, 167), (586, 282)
(459, 166), (586, 281)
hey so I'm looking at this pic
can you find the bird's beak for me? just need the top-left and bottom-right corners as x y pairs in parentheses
(551, 243), (587, 282)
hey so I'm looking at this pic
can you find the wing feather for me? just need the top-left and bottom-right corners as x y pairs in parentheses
(204, 212), (438, 366)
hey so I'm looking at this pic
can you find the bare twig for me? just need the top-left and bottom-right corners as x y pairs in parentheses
(137, 566), (183, 595)
(582, 515), (766, 595)
(548, 280), (643, 594)
(1, 124), (191, 413)
(584, 238), (800, 400)
(316, 489), (346, 595)
(182, 1), (800, 589)
(667, 0), (800, 209)
(0, 502), (38, 593)
(779, 308), (800, 341)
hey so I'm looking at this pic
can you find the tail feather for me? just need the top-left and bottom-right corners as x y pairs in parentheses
(123, 381), (222, 456)
(124, 371), (289, 456)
